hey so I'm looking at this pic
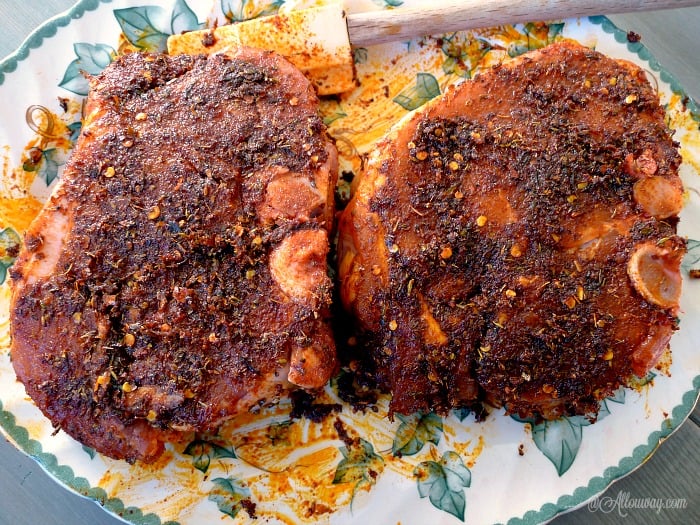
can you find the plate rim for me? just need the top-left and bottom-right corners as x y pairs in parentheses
(0, 3), (699, 525)
(0, 0), (104, 83)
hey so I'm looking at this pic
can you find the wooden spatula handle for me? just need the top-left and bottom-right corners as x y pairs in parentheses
(347, 0), (700, 46)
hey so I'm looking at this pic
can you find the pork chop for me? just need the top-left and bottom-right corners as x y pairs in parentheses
(10, 48), (338, 462)
(338, 41), (685, 419)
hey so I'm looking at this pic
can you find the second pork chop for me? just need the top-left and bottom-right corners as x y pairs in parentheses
(338, 41), (685, 420)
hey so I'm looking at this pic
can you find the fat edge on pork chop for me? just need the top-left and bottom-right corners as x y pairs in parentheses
(338, 41), (686, 420)
(10, 48), (339, 463)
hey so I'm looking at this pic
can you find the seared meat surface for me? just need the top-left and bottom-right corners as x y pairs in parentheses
(338, 42), (685, 419)
(10, 49), (338, 462)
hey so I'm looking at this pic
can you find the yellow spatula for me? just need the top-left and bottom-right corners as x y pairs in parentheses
(168, 0), (700, 95)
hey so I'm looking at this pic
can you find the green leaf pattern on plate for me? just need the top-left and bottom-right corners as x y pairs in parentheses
(220, 0), (285, 23)
(169, 0), (202, 35)
(392, 412), (443, 456)
(526, 416), (587, 476)
(67, 121), (82, 143)
(440, 34), (491, 78)
(114, 6), (169, 51)
(393, 72), (441, 110)
(23, 147), (63, 186)
(59, 42), (116, 96)
(20, 103), (81, 185)
(333, 438), (385, 491)
(683, 238), (700, 271)
(597, 386), (626, 421)
(414, 450), (472, 521)
(0, 227), (21, 285)
(114, 0), (202, 52)
(507, 21), (566, 57)
(512, 385), (639, 476)
(452, 407), (472, 422)
(183, 438), (236, 473)
(208, 477), (251, 519)
(373, 0), (404, 7)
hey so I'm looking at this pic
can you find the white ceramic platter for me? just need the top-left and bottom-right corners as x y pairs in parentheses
(1, 1), (699, 524)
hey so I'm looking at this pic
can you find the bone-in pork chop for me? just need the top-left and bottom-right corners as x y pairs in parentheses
(10, 48), (338, 462)
(338, 41), (685, 419)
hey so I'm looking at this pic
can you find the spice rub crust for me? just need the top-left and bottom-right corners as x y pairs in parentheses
(338, 41), (685, 419)
(10, 49), (338, 462)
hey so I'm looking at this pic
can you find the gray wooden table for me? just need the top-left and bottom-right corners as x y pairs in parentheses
(0, 1), (698, 524)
